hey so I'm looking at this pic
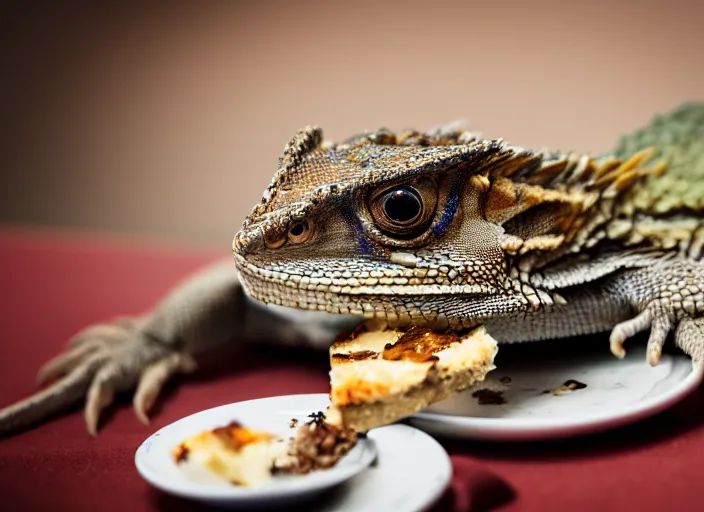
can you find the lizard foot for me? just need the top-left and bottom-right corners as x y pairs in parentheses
(606, 259), (704, 367)
(0, 317), (195, 437)
(609, 300), (704, 367)
(609, 300), (675, 366)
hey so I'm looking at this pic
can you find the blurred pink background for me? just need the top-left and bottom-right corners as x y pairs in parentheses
(1, 0), (702, 249)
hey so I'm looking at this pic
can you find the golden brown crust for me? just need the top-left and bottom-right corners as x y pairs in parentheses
(327, 325), (498, 431)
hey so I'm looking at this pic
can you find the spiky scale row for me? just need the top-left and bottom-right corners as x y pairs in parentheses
(476, 144), (664, 269)
(246, 126), (323, 221)
(235, 112), (683, 290)
(613, 103), (704, 215)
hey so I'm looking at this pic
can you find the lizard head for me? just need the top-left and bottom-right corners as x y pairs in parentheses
(233, 125), (657, 330)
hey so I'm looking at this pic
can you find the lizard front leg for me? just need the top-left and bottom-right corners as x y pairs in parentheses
(0, 260), (243, 437)
(607, 259), (704, 365)
(0, 260), (358, 437)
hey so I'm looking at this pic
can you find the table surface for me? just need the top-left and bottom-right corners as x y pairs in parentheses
(1, 226), (703, 512)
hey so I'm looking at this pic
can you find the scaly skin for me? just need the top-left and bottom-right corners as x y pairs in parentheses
(233, 103), (704, 361)
(1, 103), (702, 437)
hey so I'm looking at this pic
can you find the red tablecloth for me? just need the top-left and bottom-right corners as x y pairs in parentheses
(1, 227), (703, 511)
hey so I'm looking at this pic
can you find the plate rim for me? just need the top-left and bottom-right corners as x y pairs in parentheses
(410, 357), (703, 439)
(325, 422), (453, 512)
(134, 393), (377, 502)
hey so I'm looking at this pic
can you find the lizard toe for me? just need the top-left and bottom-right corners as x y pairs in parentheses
(68, 321), (138, 348)
(81, 338), (172, 435)
(0, 353), (108, 437)
(85, 381), (115, 437)
(133, 352), (197, 425)
(674, 316), (704, 364)
(609, 301), (675, 365)
(36, 339), (110, 386)
(609, 308), (653, 359)
(645, 314), (673, 366)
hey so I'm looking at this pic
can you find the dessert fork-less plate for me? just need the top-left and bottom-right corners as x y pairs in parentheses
(410, 337), (703, 441)
(135, 394), (452, 511)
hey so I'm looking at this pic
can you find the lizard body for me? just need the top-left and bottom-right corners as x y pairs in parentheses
(1, 103), (703, 437)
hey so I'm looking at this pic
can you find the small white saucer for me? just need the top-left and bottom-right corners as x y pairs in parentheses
(135, 394), (452, 511)
(409, 339), (703, 441)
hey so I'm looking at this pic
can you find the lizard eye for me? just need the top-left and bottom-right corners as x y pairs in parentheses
(369, 179), (437, 238)
(288, 219), (312, 244)
(264, 230), (286, 249)
(383, 187), (422, 223)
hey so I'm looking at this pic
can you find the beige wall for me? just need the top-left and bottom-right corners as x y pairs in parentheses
(1, 0), (703, 249)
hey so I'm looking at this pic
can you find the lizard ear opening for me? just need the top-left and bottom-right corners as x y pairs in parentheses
(501, 202), (573, 240)
(483, 177), (584, 254)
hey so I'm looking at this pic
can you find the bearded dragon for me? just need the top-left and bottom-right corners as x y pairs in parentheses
(1, 103), (703, 437)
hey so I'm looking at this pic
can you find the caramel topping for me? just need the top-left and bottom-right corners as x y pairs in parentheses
(330, 324), (366, 351)
(172, 444), (190, 463)
(381, 327), (460, 363)
(331, 350), (378, 363)
(212, 421), (276, 452)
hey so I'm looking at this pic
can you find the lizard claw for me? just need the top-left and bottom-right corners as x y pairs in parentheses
(133, 353), (197, 425)
(609, 309), (651, 359)
(609, 302), (674, 366)
(645, 314), (673, 366)
(85, 384), (115, 436)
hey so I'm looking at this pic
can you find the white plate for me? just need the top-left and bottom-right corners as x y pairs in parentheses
(309, 422), (452, 512)
(409, 338), (703, 441)
(135, 394), (452, 511)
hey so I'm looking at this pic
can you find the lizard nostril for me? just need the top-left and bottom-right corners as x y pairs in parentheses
(232, 232), (247, 255)
(233, 230), (267, 255)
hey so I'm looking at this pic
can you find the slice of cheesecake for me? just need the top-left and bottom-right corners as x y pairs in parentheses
(172, 416), (358, 488)
(172, 421), (287, 487)
(325, 325), (498, 432)
(170, 325), (497, 486)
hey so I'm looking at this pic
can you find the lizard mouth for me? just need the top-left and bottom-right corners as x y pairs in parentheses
(233, 253), (488, 329)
